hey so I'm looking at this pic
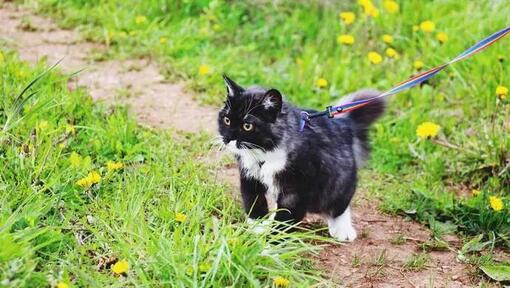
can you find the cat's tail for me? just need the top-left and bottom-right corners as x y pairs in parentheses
(336, 89), (386, 167)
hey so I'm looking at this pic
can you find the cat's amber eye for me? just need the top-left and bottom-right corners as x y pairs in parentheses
(223, 116), (231, 126)
(242, 123), (254, 132)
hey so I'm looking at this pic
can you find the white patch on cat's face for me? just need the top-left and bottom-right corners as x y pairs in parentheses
(226, 141), (286, 210)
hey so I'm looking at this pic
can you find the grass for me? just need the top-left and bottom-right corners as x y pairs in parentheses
(32, 0), (510, 246)
(0, 50), (324, 286)
(2, 0), (510, 285)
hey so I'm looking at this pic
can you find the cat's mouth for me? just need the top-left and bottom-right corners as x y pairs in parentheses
(225, 140), (263, 154)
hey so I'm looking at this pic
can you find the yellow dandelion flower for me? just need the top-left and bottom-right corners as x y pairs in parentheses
(199, 262), (211, 273)
(496, 85), (508, 100)
(383, 0), (399, 14)
(489, 196), (504, 212)
(382, 34), (394, 44)
(416, 121), (440, 139)
(359, 0), (379, 17)
(175, 212), (187, 222)
(107, 161), (124, 172)
(198, 64), (210, 76)
(339, 12), (356, 25)
(436, 32), (448, 43)
(57, 282), (69, 288)
(368, 51), (383, 64)
(159, 37), (168, 44)
(414, 60), (424, 70)
(37, 120), (49, 130)
(385, 48), (399, 58)
(89, 171), (101, 183)
(273, 276), (290, 287)
(66, 124), (76, 135)
(135, 15), (147, 25)
(337, 34), (355, 45)
(471, 189), (481, 196)
(316, 78), (328, 89)
(420, 20), (435, 33)
(112, 259), (129, 275)
(76, 177), (90, 188)
(212, 24), (222, 31)
(69, 152), (82, 168)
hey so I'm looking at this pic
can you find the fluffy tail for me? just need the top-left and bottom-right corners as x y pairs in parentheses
(336, 89), (386, 167)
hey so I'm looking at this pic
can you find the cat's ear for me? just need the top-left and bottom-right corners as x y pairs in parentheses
(261, 89), (282, 122)
(223, 74), (244, 97)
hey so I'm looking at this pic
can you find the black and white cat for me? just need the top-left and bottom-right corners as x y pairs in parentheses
(218, 75), (385, 241)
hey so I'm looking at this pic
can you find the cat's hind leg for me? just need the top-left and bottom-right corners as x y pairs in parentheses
(327, 206), (357, 241)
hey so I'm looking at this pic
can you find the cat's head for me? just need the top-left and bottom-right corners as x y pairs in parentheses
(218, 75), (283, 153)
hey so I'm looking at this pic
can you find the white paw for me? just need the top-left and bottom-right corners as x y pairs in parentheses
(327, 207), (357, 242)
(329, 224), (357, 242)
(247, 219), (271, 234)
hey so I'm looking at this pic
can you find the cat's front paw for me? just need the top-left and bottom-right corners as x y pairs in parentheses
(247, 218), (271, 234)
(328, 223), (357, 242)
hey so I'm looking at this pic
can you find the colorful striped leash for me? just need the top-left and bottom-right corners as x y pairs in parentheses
(299, 25), (510, 132)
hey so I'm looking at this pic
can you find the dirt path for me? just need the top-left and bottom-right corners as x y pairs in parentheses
(0, 4), (479, 287)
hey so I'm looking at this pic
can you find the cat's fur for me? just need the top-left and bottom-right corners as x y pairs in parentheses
(218, 75), (385, 241)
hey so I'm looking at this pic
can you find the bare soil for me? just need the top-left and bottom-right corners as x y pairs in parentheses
(0, 4), (484, 287)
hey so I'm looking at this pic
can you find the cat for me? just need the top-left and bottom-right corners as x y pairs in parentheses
(218, 75), (385, 241)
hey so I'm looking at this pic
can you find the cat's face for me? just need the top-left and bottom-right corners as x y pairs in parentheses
(218, 75), (282, 153)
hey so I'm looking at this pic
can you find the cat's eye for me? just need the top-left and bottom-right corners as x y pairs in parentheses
(223, 116), (231, 126)
(242, 123), (254, 132)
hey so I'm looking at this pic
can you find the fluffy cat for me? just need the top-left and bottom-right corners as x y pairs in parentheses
(218, 75), (385, 241)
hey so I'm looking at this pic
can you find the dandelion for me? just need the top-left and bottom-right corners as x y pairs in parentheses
(69, 152), (82, 168)
(199, 262), (211, 273)
(66, 124), (76, 135)
(37, 120), (49, 130)
(385, 48), (399, 58)
(496, 85), (508, 100)
(159, 37), (168, 44)
(57, 282), (69, 288)
(339, 12), (356, 25)
(212, 24), (222, 31)
(382, 34), (393, 44)
(383, 0), (399, 13)
(414, 60), (424, 70)
(107, 161), (124, 172)
(368, 51), (383, 64)
(135, 15), (147, 25)
(419, 20), (435, 33)
(436, 32), (448, 43)
(175, 212), (187, 222)
(359, 0), (379, 17)
(273, 276), (290, 287)
(112, 259), (129, 275)
(198, 64), (210, 75)
(471, 189), (481, 196)
(416, 121), (440, 139)
(316, 78), (328, 89)
(337, 34), (355, 45)
(76, 171), (101, 188)
(489, 196), (504, 212)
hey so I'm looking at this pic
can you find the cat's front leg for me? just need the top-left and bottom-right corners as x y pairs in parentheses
(273, 193), (307, 231)
(240, 174), (269, 220)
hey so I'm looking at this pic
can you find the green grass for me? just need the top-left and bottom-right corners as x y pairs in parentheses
(0, 50), (324, 287)
(33, 0), (509, 245)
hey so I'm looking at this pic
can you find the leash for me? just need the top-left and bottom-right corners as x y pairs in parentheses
(299, 26), (510, 132)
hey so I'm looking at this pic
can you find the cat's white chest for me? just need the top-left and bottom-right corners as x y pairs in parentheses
(230, 144), (287, 209)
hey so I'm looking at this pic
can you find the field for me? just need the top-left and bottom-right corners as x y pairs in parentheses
(1, 0), (509, 287)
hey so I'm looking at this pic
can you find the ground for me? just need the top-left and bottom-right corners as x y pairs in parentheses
(0, 3), (506, 287)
